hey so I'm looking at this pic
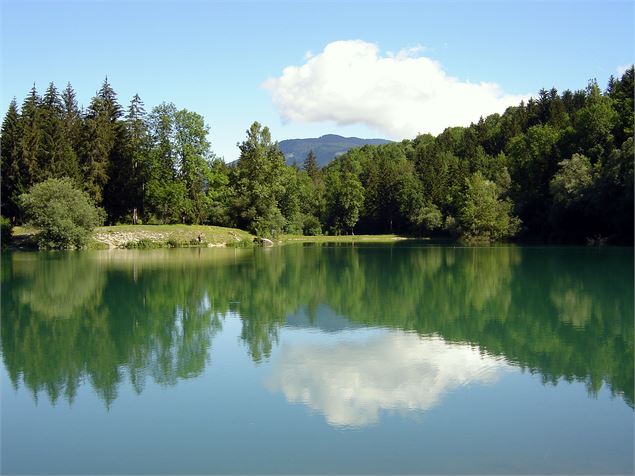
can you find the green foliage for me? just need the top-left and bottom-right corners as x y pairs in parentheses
(0, 99), (23, 219)
(1, 69), (633, 242)
(80, 78), (123, 206)
(145, 179), (188, 224)
(232, 122), (287, 237)
(456, 172), (520, 241)
(19, 178), (104, 249)
(167, 236), (184, 248)
(573, 82), (618, 161)
(550, 154), (594, 208)
(359, 143), (420, 232)
(302, 214), (323, 235)
(325, 169), (365, 234)
(1, 216), (13, 248)
(104, 93), (148, 223)
(123, 238), (162, 249)
(414, 203), (443, 232)
(143, 103), (221, 225)
(303, 149), (319, 179)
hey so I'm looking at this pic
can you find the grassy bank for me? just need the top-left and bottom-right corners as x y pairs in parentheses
(9, 225), (419, 250)
(279, 234), (412, 244)
(11, 224), (254, 249)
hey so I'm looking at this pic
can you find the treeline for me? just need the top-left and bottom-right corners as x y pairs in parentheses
(1, 68), (633, 242)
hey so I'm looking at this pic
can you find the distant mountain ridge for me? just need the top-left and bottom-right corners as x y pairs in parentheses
(278, 134), (392, 167)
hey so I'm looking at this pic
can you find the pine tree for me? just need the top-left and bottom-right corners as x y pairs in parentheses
(303, 150), (319, 182)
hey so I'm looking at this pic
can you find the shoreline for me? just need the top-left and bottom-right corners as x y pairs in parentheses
(4, 224), (630, 251)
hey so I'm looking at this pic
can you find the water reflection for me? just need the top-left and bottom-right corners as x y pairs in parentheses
(1, 245), (632, 409)
(267, 331), (507, 427)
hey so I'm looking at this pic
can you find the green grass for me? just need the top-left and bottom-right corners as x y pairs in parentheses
(10, 224), (421, 250)
(93, 224), (254, 248)
(11, 224), (254, 249)
(279, 233), (412, 244)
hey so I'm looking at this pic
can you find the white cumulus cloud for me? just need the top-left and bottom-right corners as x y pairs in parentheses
(266, 331), (509, 427)
(263, 40), (530, 140)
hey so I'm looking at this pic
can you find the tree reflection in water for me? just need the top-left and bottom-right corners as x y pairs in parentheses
(1, 245), (632, 408)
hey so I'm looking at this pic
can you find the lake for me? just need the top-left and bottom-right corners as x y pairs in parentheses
(1, 244), (633, 474)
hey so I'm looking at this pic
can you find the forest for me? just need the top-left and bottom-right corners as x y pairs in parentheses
(1, 67), (633, 243)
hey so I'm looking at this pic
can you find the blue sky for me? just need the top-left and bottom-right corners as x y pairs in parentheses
(1, 0), (633, 162)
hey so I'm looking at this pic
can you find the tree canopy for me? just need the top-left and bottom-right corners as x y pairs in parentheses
(1, 68), (633, 243)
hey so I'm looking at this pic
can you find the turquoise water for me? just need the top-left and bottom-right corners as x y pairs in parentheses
(1, 244), (633, 474)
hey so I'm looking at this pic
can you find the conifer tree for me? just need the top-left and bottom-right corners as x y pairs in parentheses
(1, 99), (22, 220)
(126, 94), (149, 222)
(60, 83), (82, 181)
(40, 82), (78, 180)
(80, 78), (123, 206)
(18, 85), (44, 186)
(303, 150), (319, 181)
(105, 94), (149, 223)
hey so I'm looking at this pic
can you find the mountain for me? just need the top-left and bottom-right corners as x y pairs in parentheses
(278, 134), (392, 168)
(284, 304), (364, 333)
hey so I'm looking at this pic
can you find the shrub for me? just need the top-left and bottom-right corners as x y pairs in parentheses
(302, 214), (322, 236)
(19, 178), (104, 249)
(124, 238), (161, 249)
(1, 216), (13, 248)
(226, 239), (252, 248)
(167, 237), (184, 248)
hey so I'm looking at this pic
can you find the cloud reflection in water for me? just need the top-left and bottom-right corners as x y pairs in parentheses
(267, 331), (509, 427)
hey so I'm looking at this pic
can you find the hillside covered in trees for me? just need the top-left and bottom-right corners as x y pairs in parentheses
(1, 67), (633, 243)
(278, 134), (391, 167)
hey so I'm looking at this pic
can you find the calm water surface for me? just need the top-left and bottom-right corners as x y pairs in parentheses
(1, 244), (633, 474)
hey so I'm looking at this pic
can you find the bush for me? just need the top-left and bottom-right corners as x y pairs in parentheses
(19, 178), (104, 249)
(226, 238), (252, 248)
(302, 214), (322, 236)
(167, 237), (183, 248)
(124, 238), (161, 249)
(1, 216), (13, 248)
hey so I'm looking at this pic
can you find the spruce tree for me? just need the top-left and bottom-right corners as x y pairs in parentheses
(1, 99), (22, 220)
(40, 82), (78, 180)
(80, 77), (123, 207)
(104, 94), (148, 223)
(303, 149), (319, 182)
(60, 83), (82, 182)
(18, 85), (44, 187)
(126, 94), (149, 222)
